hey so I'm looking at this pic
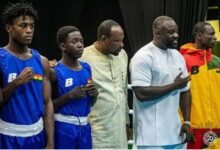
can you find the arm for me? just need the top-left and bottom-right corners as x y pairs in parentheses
(0, 67), (34, 108)
(85, 81), (98, 106)
(41, 56), (54, 148)
(133, 73), (191, 102)
(179, 90), (195, 143)
(180, 90), (191, 122)
(0, 87), (3, 107)
(51, 64), (97, 111)
(52, 85), (86, 112)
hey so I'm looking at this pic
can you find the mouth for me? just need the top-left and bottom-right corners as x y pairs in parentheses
(24, 37), (33, 40)
(76, 50), (83, 56)
(172, 39), (178, 44)
(78, 49), (83, 54)
(210, 42), (216, 47)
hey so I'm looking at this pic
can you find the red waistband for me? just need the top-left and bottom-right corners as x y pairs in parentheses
(192, 128), (220, 133)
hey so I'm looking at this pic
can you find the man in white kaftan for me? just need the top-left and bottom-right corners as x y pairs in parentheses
(80, 19), (129, 149)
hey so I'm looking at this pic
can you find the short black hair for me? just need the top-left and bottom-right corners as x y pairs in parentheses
(97, 19), (120, 40)
(192, 22), (212, 40)
(56, 26), (80, 45)
(1, 2), (38, 26)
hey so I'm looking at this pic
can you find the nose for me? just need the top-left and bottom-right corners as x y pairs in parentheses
(174, 32), (179, 39)
(77, 41), (84, 48)
(26, 25), (33, 33)
(213, 34), (217, 41)
(120, 41), (124, 48)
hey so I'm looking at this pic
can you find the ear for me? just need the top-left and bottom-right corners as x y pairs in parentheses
(155, 30), (160, 35)
(198, 32), (202, 38)
(5, 24), (11, 33)
(153, 30), (160, 38)
(59, 42), (65, 51)
(197, 32), (203, 40)
(100, 35), (107, 41)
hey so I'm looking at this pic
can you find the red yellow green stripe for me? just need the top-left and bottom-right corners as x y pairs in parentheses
(34, 74), (43, 81)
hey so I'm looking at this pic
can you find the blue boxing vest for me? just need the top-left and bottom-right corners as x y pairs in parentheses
(54, 61), (92, 117)
(0, 48), (44, 125)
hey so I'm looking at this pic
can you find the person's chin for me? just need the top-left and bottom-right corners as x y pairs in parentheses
(75, 53), (83, 58)
(113, 49), (122, 56)
(24, 40), (32, 45)
(170, 42), (178, 49)
(210, 42), (216, 48)
(112, 52), (119, 56)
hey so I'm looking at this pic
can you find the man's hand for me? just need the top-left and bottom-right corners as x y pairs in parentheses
(180, 123), (195, 143)
(16, 67), (34, 85)
(85, 82), (98, 98)
(126, 124), (133, 141)
(68, 85), (86, 99)
(49, 59), (58, 68)
(174, 72), (191, 89)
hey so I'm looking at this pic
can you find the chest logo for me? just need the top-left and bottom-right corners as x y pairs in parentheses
(203, 130), (217, 146)
(34, 74), (43, 81)
(216, 68), (220, 73)
(191, 66), (199, 75)
(8, 73), (17, 83)
(65, 78), (73, 87)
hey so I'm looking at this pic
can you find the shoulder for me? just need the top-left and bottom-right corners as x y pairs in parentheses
(0, 48), (10, 57)
(0, 48), (9, 68)
(117, 49), (128, 62)
(83, 45), (95, 55)
(131, 43), (154, 63)
(40, 55), (49, 63)
(84, 44), (94, 50)
(170, 49), (185, 59)
(119, 49), (127, 56)
(30, 48), (44, 62)
(0, 48), (8, 58)
(80, 61), (92, 71)
(211, 54), (220, 64)
(39, 55), (50, 70)
(81, 44), (99, 63)
(81, 45), (94, 57)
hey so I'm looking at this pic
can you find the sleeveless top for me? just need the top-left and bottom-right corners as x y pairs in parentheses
(54, 61), (92, 117)
(0, 48), (44, 125)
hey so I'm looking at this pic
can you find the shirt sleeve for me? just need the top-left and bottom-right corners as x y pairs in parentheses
(179, 55), (190, 92)
(129, 53), (153, 87)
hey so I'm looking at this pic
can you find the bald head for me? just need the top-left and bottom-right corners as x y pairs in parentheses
(97, 19), (121, 40)
(152, 16), (175, 34)
(152, 16), (178, 49)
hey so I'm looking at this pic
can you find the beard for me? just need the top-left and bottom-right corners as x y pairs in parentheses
(111, 48), (122, 56)
(167, 40), (178, 49)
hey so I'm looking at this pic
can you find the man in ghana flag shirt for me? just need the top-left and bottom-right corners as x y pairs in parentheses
(180, 22), (220, 149)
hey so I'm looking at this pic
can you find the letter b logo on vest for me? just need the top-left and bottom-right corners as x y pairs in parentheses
(65, 78), (73, 87)
(8, 73), (17, 83)
(191, 66), (199, 75)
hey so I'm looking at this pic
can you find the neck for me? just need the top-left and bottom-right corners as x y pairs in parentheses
(195, 42), (209, 50)
(5, 41), (29, 54)
(61, 54), (81, 70)
(94, 41), (108, 55)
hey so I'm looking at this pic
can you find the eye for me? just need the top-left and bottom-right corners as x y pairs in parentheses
(71, 39), (77, 44)
(29, 23), (35, 29)
(19, 23), (27, 29)
(168, 30), (175, 34)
